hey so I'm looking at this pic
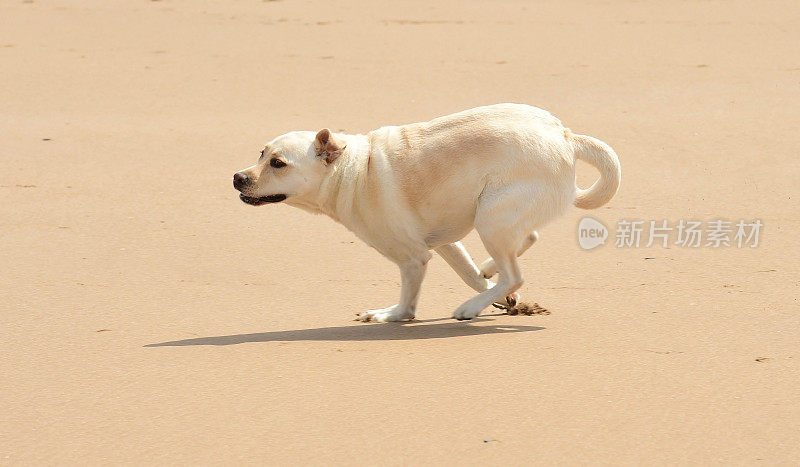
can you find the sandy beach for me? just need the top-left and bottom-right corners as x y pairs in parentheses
(2, 0), (799, 464)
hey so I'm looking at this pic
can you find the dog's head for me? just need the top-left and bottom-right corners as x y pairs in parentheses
(233, 129), (346, 206)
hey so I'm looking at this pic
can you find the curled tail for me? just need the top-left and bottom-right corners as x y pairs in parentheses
(570, 133), (621, 209)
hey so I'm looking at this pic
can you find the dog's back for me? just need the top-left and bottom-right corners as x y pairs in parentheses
(368, 103), (578, 227)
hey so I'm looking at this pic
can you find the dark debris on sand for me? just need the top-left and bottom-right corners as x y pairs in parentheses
(506, 302), (550, 316)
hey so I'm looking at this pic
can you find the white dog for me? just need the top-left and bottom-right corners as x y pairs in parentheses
(233, 104), (620, 322)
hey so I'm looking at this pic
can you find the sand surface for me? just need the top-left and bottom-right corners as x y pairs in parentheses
(2, 0), (799, 464)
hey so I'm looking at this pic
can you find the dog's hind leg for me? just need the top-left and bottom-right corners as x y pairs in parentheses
(453, 232), (524, 320)
(358, 253), (431, 322)
(478, 231), (538, 279)
(435, 242), (520, 306)
(453, 182), (555, 320)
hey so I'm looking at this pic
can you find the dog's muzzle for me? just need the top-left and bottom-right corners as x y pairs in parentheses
(233, 172), (287, 205)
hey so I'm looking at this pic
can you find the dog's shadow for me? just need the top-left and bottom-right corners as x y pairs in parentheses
(145, 315), (544, 347)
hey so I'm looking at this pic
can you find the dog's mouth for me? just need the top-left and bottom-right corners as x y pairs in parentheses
(239, 193), (287, 206)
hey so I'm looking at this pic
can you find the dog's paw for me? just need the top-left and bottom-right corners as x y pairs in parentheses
(492, 292), (520, 310)
(478, 258), (498, 279)
(453, 303), (484, 321)
(356, 305), (415, 323)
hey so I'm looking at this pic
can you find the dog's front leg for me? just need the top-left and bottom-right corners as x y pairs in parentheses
(435, 242), (493, 291)
(357, 253), (430, 322)
(436, 242), (520, 307)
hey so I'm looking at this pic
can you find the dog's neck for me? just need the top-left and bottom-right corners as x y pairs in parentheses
(316, 133), (374, 223)
(299, 131), (420, 257)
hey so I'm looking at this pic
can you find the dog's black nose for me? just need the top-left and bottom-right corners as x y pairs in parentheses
(233, 172), (248, 190)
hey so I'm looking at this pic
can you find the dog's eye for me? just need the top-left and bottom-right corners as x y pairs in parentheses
(270, 158), (287, 169)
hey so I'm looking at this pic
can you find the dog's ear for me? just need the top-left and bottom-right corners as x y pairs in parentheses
(314, 129), (346, 164)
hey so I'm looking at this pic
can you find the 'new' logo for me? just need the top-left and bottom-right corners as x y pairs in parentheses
(578, 217), (608, 250)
